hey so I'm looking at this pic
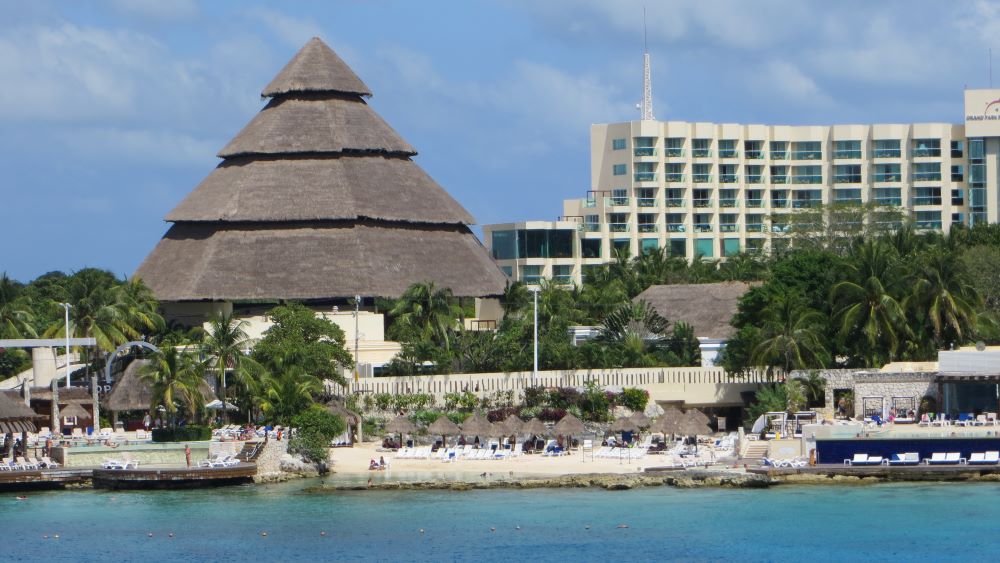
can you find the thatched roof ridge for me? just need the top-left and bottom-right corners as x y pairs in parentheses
(553, 413), (584, 435)
(521, 418), (549, 435)
(27, 387), (94, 403)
(427, 416), (460, 436)
(262, 37), (371, 98)
(218, 96), (414, 158)
(0, 391), (40, 420)
(103, 359), (217, 412)
(166, 157), (473, 225)
(135, 221), (507, 301)
(460, 413), (497, 437)
(635, 282), (753, 340)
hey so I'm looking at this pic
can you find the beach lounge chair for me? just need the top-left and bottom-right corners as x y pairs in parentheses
(844, 454), (882, 466)
(103, 459), (123, 469)
(0, 458), (13, 471)
(888, 453), (920, 466)
(16, 457), (37, 470)
(925, 452), (964, 465)
(969, 451), (1000, 465)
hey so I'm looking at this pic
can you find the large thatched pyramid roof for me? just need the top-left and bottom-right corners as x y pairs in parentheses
(136, 37), (506, 301)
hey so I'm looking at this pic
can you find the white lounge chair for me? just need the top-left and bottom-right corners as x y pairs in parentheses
(925, 452), (964, 465)
(969, 451), (1000, 465)
(844, 454), (882, 466)
(16, 457), (37, 470)
(888, 452), (920, 466)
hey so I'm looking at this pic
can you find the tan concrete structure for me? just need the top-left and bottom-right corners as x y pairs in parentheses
(486, 89), (1000, 286)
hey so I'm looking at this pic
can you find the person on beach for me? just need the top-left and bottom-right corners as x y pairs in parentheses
(378, 456), (386, 470)
(369, 459), (378, 471)
(184, 444), (191, 467)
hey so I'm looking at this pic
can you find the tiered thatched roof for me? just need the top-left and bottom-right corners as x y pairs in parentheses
(0, 392), (40, 433)
(136, 37), (506, 301)
(635, 282), (753, 339)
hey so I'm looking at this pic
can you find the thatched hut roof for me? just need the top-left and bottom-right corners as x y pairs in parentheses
(384, 415), (416, 434)
(325, 402), (362, 425)
(635, 282), (753, 339)
(166, 157), (473, 225)
(103, 359), (217, 412)
(0, 392), (40, 420)
(629, 411), (651, 428)
(60, 403), (91, 419)
(460, 413), (496, 437)
(27, 387), (93, 404)
(262, 37), (371, 98)
(521, 418), (548, 436)
(609, 417), (637, 433)
(137, 222), (506, 301)
(498, 414), (523, 435)
(554, 413), (584, 435)
(685, 409), (711, 426)
(650, 408), (686, 435)
(136, 37), (507, 302)
(427, 416), (460, 436)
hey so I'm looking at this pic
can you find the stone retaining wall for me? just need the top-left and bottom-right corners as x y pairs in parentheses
(253, 439), (288, 481)
(790, 369), (938, 418)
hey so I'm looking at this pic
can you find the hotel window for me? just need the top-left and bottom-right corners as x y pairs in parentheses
(834, 188), (862, 205)
(636, 187), (656, 207)
(634, 162), (656, 182)
(913, 186), (942, 206)
(552, 265), (573, 284)
(746, 214), (765, 232)
(746, 189), (764, 208)
(873, 139), (901, 158)
(915, 210), (942, 230)
(581, 238), (602, 258)
(608, 212), (629, 232)
(772, 216), (790, 233)
(500, 266), (513, 277)
(720, 213), (738, 232)
(669, 239), (687, 257)
(665, 188), (684, 207)
(951, 140), (964, 158)
(722, 238), (740, 257)
(719, 189), (738, 208)
(745, 140), (764, 159)
(610, 188), (628, 205)
(912, 139), (941, 157)
(521, 265), (542, 285)
(516, 229), (574, 259)
(665, 137), (685, 157)
(771, 189), (789, 208)
(873, 187), (902, 206)
(951, 189), (964, 206)
(693, 188), (713, 207)
(872, 163), (901, 183)
(692, 138), (712, 158)
(833, 164), (861, 183)
(612, 239), (631, 256)
(612, 138), (626, 150)
(952, 212), (965, 225)
(584, 214), (600, 232)
(695, 238), (714, 258)
(719, 139), (738, 159)
(491, 230), (516, 260)
(665, 163), (684, 182)
(719, 164), (738, 183)
(582, 265), (602, 281)
(769, 141), (788, 160)
(612, 164), (627, 176)
(637, 213), (658, 232)
(693, 213), (713, 232)
(791, 141), (822, 160)
(746, 238), (765, 253)
(951, 165), (964, 182)
(666, 213), (686, 232)
(913, 162), (941, 182)
(792, 165), (822, 184)
(640, 239), (658, 255)
(745, 165), (763, 184)
(792, 189), (823, 208)
(770, 165), (789, 184)
(833, 140), (861, 159)
(692, 163), (712, 183)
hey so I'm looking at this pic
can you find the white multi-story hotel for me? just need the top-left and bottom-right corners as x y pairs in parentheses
(485, 89), (1000, 286)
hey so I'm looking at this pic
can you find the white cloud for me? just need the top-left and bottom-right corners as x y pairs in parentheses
(748, 60), (834, 107)
(108, 0), (198, 21)
(54, 126), (221, 167)
(245, 8), (322, 47)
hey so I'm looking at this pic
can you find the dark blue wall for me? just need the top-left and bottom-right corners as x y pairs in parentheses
(816, 438), (1000, 464)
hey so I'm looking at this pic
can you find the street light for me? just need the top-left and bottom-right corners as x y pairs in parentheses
(59, 303), (71, 388)
(353, 295), (362, 383)
(528, 286), (541, 382)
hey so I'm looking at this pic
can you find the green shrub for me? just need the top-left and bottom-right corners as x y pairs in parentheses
(618, 388), (650, 413)
(151, 425), (212, 442)
(288, 406), (347, 463)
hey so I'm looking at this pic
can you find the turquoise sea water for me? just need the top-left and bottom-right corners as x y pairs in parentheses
(4, 479), (999, 562)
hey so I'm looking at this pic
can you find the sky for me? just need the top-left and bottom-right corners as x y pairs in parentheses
(3, 0), (1000, 282)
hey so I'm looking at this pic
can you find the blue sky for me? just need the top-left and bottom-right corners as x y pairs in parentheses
(3, 0), (1000, 281)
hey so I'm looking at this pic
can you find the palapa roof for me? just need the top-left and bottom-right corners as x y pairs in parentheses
(553, 413), (584, 435)
(26, 387), (94, 404)
(427, 415), (460, 436)
(609, 416), (637, 433)
(136, 37), (507, 302)
(103, 359), (217, 412)
(459, 413), (496, 437)
(384, 415), (417, 434)
(635, 282), (753, 340)
(0, 392), (40, 420)
(521, 418), (548, 436)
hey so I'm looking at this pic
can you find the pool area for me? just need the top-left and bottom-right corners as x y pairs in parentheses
(55, 441), (212, 467)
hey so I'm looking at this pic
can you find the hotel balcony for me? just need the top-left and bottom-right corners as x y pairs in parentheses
(746, 150), (764, 159)
(792, 175), (823, 185)
(833, 150), (862, 159)
(692, 174), (712, 183)
(665, 198), (685, 207)
(746, 224), (765, 232)
(833, 174), (861, 184)
(583, 222), (601, 232)
(791, 151), (822, 160)
(874, 197), (902, 206)
(719, 199), (739, 208)
(792, 199), (822, 209)
(772, 199), (789, 208)
(693, 198), (713, 208)
(634, 147), (657, 157)
(607, 197), (629, 207)
(719, 150), (739, 159)
(746, 199), (764, 208)
(720, 224), (739, 232)
(693, 223), (713, 233)
(912, 148), (941, 158)
(913, 197), (943, 206)
(637, 197), (657, 208)
(872, 173), (901, 183)
(719, 174), (738, 183)
(693, 149), (712, 158)
(667, 224), (686, 232)
(770, 151), (788, 160)
(916, 220), (943, 230)
(665, 148), (685, 157)
(913, 172), (942, 182)
(745, 175), (763, 184)
(634, 172), (658, 182)
(638, 224), (658, 233)
(665, 173), (685, 183)
(772, 176), (789, 184)
(609, 223), (629, 232)
(873, 149), (901, 158)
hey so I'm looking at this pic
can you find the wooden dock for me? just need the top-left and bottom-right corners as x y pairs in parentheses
(0, 468), (92, 491)
(92, 463), (257, 490)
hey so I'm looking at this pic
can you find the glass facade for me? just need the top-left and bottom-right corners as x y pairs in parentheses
(695, 238), (714, 258)
(490, 229), (574, 260)
(612, 138), (626, 150)
(970, 138), (986, 224)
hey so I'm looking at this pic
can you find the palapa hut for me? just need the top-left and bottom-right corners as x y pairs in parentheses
(427, 416), (461, 449)
(103, 360), (217, 429)
(459, 413), (497, 444)
(0, 392), (39, 434)
(135, 37), (506, 321)
(383, 415), (416, 449)
(325, 401), (363, 445)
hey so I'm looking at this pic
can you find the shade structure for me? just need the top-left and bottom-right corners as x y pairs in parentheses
(60, 403), (91, 419)
(104, 359), (217, 412)
(498, 414), (524, 435)
(325, 402), (362, 427)
(650, 408), (686, 435)
(0, 420), (36, 434)
(385, 415), (417, 435)
(553, 413), (584, 435)
(629, 411), (651, 428)
(0, 392), (39, 433)
(205, 399), (239, 411)
(460, 413), (497, 438)
(427, 416), (460, 436)
(609, 417), (638, 433)
(685, 409), (711, 426)
(521, 418), (549, 436)
(679, 419), (713, 437)
(135, 37), (507, 302)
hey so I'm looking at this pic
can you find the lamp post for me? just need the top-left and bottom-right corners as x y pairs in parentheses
(59, 303), (71, 388)
(529, 286), (540, 382)
(354, 295), (361, 383)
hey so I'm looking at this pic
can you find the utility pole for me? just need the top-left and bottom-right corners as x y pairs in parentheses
(59, 303), (71, 388)
(354, 295), (361, 383)
(529, 286), (541, 382)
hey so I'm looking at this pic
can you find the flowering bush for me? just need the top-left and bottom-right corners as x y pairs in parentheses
(617, 388), (650, 413)
(538, 408), (567, 422)
(487, 406), (519, 423)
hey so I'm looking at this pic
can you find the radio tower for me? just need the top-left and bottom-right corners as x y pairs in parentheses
(640, 8), (654, 120)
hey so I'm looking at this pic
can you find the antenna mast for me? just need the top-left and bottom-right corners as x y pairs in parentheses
(640, 8), (654, 120)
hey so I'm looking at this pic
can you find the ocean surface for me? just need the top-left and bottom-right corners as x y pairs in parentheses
(4, 478), (998, 562)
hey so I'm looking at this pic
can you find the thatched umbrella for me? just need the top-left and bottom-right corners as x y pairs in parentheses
(629, 411), (651, 429)
(499, 414), (523, 435)
(460, 413), (497, 444)
(553, 413), (584, 453)
(609, 416), (637, 433)
(521, 418), (548, 436)
(325, 401), (363, 443)
(685, 409), (711, 426)
(650, 408), (687, 439)
(384, 415), (416, 449)
(60, 403), (91, 420)
(0, 392), (39, 434)
(428, 416), (461, 449)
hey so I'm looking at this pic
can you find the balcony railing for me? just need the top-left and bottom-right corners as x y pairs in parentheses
(693, 198), (713, 208)
(873, 149), (901, 158)
(666, 198), (685, 207)
(912, 148), (941, 158)
(634, 147), (657, 157)
(609, 223), (629, 232)
(693, 223), (713, 232)
(719, 199), (738, 208)
(746, 199), (764, 208)
(792, 175), (823, 184)
(772, 199), (789, 208)
(634, 172), (658, 182)
(607, 197), (629, 206)
(720, 174), (738, 183)
(874, 197), (902, 206)
(872, 173), (901, 183)
(913, 197), (942, 206)
(745, 175), (763, 184)
(772, 176), (788, 184)
(719, 150), (738, 159)
(637, 197), (657, 207)
(692, 149), (712, 158)
(770, 151), (788, 160)
(792, 151), (822, 160)
(583, 198), (598, 208)
(834, 150), (862, 159)
(720, 224), (739, 232)
(667, 224), (685, 232)
(913, 172), (942, 182)
(746, 150), (764, 159)
(772, 224), (791, 233)
(583, 222), (600, 232)
(792, 199), (822, 208)
(833, 174), (861, 184)
(553, 274), (573, 284)
(745, 224), (765, 232)
(665, 173), (684, 182)
(835, 197), (863, 205)
(638, 224), (658, 233)
(916, 220), (942, 230)
(692, 174), (712, 183)
(665, 148), (684, 157)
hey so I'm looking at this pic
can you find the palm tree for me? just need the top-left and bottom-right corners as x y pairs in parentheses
(138, 348), (206, 426)
(0, 273), (35, 339)
(909, 248), (981, 348)
(258, 367), (321, 425)
(202, 311), (263, 423)
(798, 372), (828, 408)
(599, 300), (670, 367)
(389, 282), (462, 350)
(751, 293), (829, 373)
(830, 239), (908, 366)
(500, 281), (530, 318)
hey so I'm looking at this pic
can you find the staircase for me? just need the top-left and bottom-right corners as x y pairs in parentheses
(741, 441), (769, 462)
(237, 441), (265, 462)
